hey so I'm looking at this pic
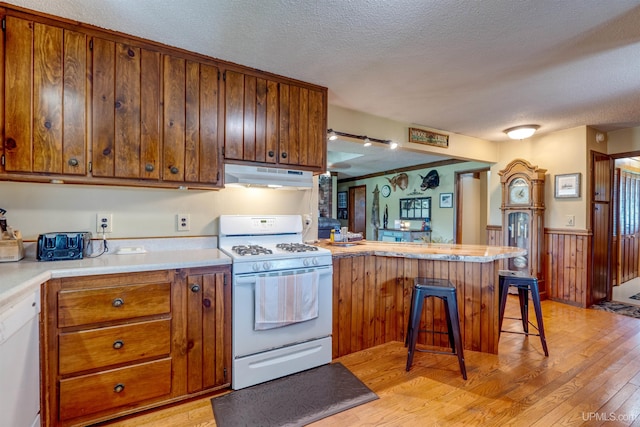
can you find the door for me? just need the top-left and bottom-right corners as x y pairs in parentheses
(591, 151), (613, 304)
(4, 16), (87, 175)
(349, 185), (367, 237)
(455, 168), (489, 244)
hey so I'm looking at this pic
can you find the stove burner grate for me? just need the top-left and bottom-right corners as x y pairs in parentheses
(276, 243), (319, 253)
(232, 245), (273, 256)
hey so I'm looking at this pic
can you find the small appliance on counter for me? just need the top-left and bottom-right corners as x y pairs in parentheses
(37, 232), (92, 261)
(0, 208), (25, 262)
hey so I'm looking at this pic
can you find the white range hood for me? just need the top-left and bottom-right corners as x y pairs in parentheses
(224, 164), (313, 189)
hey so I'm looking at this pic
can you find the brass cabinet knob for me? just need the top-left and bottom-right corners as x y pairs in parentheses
(112, 298), (124, 308)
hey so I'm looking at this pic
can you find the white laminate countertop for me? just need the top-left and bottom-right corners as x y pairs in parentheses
(0, 237), (231, 314)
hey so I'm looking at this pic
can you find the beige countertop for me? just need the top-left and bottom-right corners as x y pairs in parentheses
(0, 237), (231, 313)
(316, 239), (526, 261)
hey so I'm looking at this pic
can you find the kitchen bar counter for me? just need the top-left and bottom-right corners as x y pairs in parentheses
(317, 239), (526, 261)
(0, 238), (231, 313)
(321, 239), (525, 357)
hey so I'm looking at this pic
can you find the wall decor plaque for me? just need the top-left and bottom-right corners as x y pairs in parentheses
(408, 127), (449, 148)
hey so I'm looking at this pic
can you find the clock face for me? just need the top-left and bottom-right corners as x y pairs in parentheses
(509, 178), (530, 204)
(381, 185), (391, 198)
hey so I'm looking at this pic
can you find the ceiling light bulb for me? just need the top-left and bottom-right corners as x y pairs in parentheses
(389, 141), (398, 149)
(328, 129), (338, 141)
(504, 125), (540, 140)
(363, 137), (371, 147)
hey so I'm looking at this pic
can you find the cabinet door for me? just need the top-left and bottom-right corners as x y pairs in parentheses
(185, 269), (229, 393)
(224, 70), (278, 163)
(279, 83), (325, 170)
(164, 56), (222, 184)
(4, 16), (87, 175)
(92, 37), (161, 179)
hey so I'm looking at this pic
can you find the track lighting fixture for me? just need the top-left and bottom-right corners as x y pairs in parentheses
(326, 129), (396, 149)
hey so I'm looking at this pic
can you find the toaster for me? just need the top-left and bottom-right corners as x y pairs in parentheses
(37, 232), (92, 261)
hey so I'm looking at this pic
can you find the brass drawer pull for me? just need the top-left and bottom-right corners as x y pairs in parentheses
(112, 298), (124, 308)
(112, 340), (124, 350)
(113, 383), (125, 393)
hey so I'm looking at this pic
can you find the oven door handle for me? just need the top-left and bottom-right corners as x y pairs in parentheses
(234, 267), (332, 286)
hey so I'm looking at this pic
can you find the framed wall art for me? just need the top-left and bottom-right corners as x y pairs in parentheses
(554, 173), (580, 198)
(408, 127), (449, 148)
(399, 197), (431, 220)
(439, 193), (453, 208)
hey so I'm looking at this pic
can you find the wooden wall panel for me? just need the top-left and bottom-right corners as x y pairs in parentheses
(331, 254), (500, 359)
(544, 229), (590, 307)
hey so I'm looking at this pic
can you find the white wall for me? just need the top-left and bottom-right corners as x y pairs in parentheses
(0, 180), (318, 242)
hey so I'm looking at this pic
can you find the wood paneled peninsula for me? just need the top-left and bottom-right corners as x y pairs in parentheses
(315, 240), (525, 358)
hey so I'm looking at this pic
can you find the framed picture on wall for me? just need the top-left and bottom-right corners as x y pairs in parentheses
(337, 191), (348, 209)
(440, 193), (453, 208)
(555, 173), (580, 198)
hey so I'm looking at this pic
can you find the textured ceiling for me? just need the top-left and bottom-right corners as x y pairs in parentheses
(6, 0), (640, 176)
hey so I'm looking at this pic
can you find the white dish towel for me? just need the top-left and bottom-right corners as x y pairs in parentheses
(254, 270), (319, 330)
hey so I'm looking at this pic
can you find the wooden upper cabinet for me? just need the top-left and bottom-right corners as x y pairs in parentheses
(224, 70), (278, 164)
(92, 37), (161, 179)
(4, 16), (87, 175)
(163, 55), (221, 185)
(279, 83), (326, 170)
(224, 70), (327, 171)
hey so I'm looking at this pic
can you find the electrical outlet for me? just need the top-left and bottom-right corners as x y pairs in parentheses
(177, 213), (190, 231)
(96, 213), (113, 233)
(566, 215), (575, 227)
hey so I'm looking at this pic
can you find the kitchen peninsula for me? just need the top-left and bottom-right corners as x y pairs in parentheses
(316, 240), (525, 358)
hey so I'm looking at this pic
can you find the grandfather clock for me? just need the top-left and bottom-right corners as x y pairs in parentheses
(499, 159), (546, 283)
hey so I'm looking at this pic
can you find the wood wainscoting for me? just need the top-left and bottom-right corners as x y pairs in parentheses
(331, 254), (500, 359)
(487, 226), (591, 308)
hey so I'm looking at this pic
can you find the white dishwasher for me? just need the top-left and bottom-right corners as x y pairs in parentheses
(0, 287), (41, 427)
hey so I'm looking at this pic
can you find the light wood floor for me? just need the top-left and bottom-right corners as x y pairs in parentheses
(102, 297), (640, 426)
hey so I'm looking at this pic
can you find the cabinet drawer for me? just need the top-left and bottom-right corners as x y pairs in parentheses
(58, 319), (171, 375)
(58, 282), (171, 328)
(59, 358), (171, 421)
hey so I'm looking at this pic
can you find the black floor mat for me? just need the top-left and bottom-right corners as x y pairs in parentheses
(211, 362), (378, 427)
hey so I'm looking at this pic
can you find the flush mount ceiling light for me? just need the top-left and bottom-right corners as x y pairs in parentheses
(504, 125), (540, 140)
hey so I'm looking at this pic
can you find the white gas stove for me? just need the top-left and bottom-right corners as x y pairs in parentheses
(219, 215), (332, 274)
(218, 214), (333, 390)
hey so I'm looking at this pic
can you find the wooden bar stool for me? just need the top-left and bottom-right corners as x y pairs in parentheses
(405, 277), (467, 379)
(498, 270), (549, 356)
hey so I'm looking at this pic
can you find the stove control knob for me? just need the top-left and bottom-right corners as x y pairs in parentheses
(252, 263), (261, 272)
(263, 261), (271, 270)
(303, 258), (310, 266)
(312, 257), (319, 266)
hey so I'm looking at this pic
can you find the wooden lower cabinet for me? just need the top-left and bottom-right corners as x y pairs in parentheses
(41, 266), (231, 426)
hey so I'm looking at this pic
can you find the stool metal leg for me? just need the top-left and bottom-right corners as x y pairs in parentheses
(529, 281), (549, 357)
(406, 293), (425, 371)
(443, 297), (456, 353)
(498, 276), (510, 337)
(445, 295), (467, 380)
(518, 287), (529, 333)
